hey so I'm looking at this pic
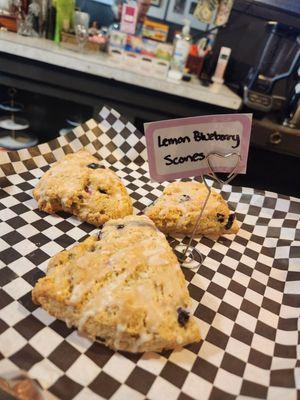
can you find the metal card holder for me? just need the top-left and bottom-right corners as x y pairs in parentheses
(175, 152), (241, 270)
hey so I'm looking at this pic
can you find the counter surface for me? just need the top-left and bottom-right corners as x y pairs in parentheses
(0, 31), (242, 110)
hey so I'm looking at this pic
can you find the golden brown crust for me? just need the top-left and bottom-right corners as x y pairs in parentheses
(33, 150), (133, 226)
(145, 181), (239, 236)
(32, 215), (201, 353)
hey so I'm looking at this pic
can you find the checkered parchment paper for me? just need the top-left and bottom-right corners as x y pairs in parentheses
(0, 106), (299, 400)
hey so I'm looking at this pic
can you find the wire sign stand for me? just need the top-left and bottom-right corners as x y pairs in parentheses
(175, 152), (241, 270)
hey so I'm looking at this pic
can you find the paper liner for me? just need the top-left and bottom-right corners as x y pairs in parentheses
(0, 106), (299, 400)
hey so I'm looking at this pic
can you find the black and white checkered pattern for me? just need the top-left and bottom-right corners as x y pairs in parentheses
(0, 106), (299, 400)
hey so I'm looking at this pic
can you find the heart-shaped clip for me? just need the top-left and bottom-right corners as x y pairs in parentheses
(206, 152), (241, 185)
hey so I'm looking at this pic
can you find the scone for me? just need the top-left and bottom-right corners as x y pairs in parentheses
(145, 181), (238, 236)
(33, 150), (133, 226)
(32, 215), (200, 353)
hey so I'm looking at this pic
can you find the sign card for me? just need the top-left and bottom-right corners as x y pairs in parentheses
(144, 113), (252, 182)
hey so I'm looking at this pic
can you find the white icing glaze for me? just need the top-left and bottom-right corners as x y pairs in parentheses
(65, 318), (73, 328)
(113, 324), (126, 348)
(78, 309), (95, 332)
(136, 284), (164, 330)
(176, 335), (183, 344)
(148, 253), (168, 266)
(78, 268), (131, 331)
(142, 240), (170, 266)
(59, 218), (188, 349)
(69, 282), (93, 305)
(117, 324), (125, 332)
(131, 332), (153, 352)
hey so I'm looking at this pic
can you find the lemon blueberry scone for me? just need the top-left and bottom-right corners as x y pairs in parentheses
(145, 181), (238, 236)
(33, 150), (133, 226)
(32, 215), (200, 353)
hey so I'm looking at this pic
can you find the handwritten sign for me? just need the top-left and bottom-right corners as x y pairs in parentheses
(144, 114), (252, 182)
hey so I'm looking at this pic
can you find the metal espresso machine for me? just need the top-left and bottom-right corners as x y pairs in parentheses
(243, 21), (300, 155)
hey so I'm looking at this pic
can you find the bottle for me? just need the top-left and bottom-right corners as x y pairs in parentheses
(170, 19), (192, 77)
(211, 46), (231, 84)
(54, 0), (75, 43)
(120, 2), (138, 35)
(89, 21), (99, 36)
(45, 0), (56, 40)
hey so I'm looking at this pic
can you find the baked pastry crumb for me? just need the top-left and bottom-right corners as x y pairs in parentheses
(33, 150), (133, 226)
(145, 181), (239, 236)
(32, 215), (201, 353)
